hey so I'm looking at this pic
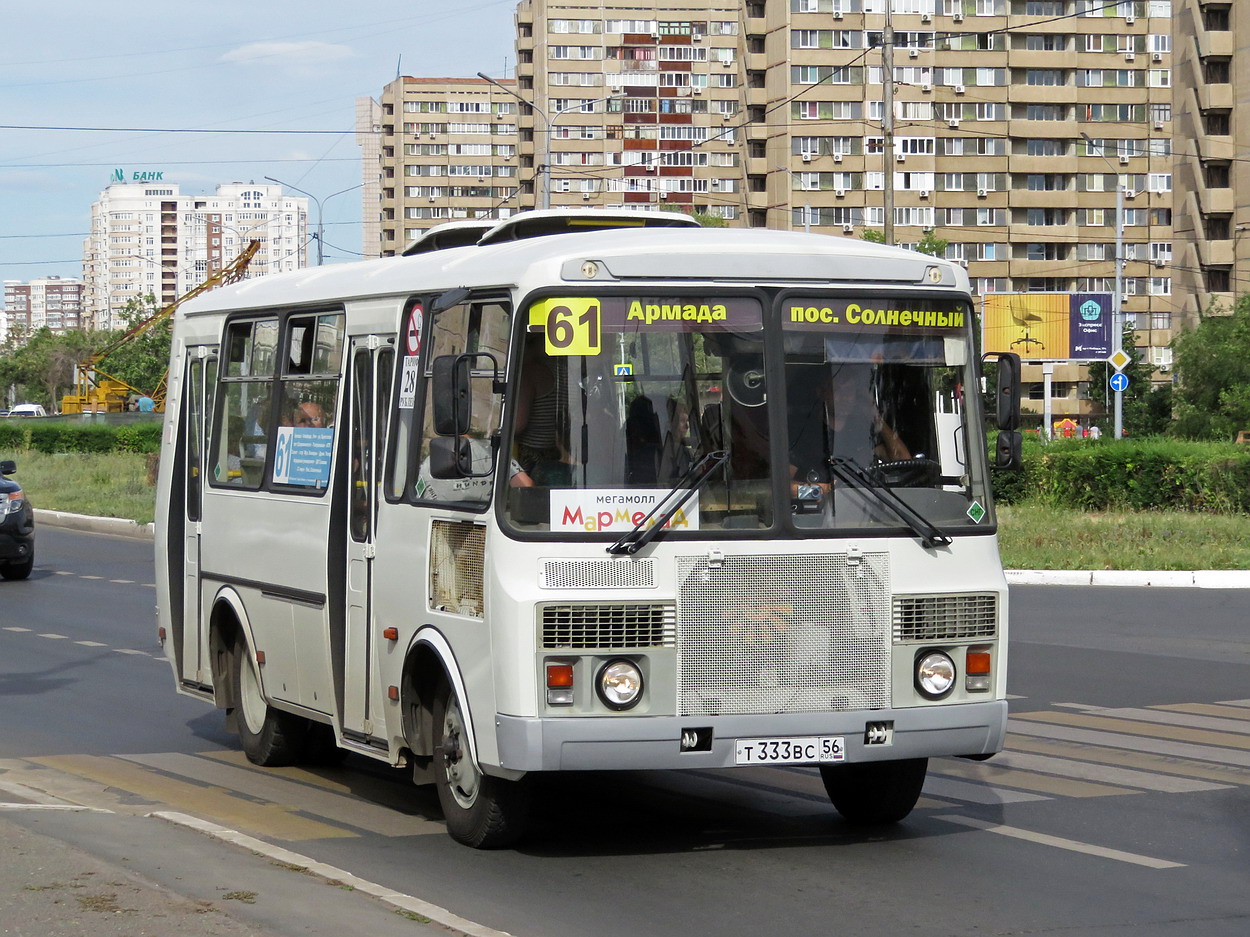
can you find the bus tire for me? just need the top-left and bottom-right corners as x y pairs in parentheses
(432, 682), (530, 849)
(819, 757), (928, 826)
(233, 645), (307, 767)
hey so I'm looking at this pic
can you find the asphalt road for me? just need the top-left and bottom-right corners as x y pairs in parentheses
(2, 526), (1249, 937)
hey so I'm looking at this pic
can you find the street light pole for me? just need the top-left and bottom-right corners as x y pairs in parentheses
(479, 72), (623, 211)
(1079, 133), (1125, 439)
(263, 178), (362, 266)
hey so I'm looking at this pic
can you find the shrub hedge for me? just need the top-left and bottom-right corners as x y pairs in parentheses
(991, 436), (1250, 514)
(0, 421), (162, 455)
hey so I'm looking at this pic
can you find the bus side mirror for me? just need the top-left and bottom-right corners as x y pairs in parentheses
(429, 436), (474, 478)
(432, 354), (471, 436)
(995, 430), (1022, 470)
(985, 351), (1021, 431)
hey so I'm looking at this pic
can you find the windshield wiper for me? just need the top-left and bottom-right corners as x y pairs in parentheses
(825, 458), (952, 550)
(607, 449), (729, 556)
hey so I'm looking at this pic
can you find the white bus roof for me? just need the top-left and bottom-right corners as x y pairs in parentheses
(181, 226), (967, 318)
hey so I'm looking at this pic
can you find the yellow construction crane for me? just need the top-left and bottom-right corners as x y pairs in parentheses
(62, 241), (260, 414)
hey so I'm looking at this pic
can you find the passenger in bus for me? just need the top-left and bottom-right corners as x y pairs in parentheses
(788, 365), (909, 490)
(291, 401), (326, 428)
(659, 398), (695, 480)
(514, 336), (564, 472)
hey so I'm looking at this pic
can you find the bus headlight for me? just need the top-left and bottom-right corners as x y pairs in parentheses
(596, 659), (643, 711)
(915, 651), (956, 699)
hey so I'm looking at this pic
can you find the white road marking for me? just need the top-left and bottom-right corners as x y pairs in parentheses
(152, 812), (515, 937)
(113, 648), (154, 656)
(937, 815), (1185, 869)
(923, 776), (1049, 805)
(75, 640), (107, 647)
(38, 633), (68, 640)
(992, 751), (1228, 793)
(3, 627), (31, 632)
(1008, 720), (1250, 768)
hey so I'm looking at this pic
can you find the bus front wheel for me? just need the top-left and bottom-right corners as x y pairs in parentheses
(432, 683), (530, 849)
(819, 758), (928, 826)
(233, 646), (307, 766)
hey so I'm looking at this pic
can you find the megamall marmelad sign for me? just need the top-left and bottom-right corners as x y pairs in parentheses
(550, 489), (699, 533)
(110, 169), (166, 183)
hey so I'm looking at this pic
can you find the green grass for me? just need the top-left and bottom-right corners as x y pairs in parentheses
(5, 450), (156, 525)
(997, 502), (1250, 571)
(7, 449), (1248, 570)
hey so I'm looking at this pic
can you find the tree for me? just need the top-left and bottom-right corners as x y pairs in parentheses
(0, 327), (101, 408)
(99, 295), (172, 396)
(1086, 320), (1163, 436)
(860, 228), (948, 258)
(1170, 296), (1250, 439)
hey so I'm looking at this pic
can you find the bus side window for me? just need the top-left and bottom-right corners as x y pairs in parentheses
(213, 318), (278, 489)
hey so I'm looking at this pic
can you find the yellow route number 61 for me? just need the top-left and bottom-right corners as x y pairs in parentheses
(529, 297), (601, 356)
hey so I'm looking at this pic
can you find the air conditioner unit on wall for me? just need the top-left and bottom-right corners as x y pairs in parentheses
(953, 12), (963, 22)
(1152, 52), (1162, 62)
(920, 190), (929, 198)
(1125, 51), (1135, 61)
(802, 152), (813, 162)
(843, 223), (855, 233)
(834, 153), (843, 163)
(978, 188), (988, 197)
(948, 118), (960, 128)
(1120, 155), (1131, 164)
(834, 10), (844, 20)
(955, 85), (966, 94)
(835, 188), (846, 198)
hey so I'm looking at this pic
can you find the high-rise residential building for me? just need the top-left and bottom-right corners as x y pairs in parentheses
(82, 182), (309, 330)
(362, 0), (1176, 405)
(2, 277), (85, 338)
(360, 78), (522, 255)
(1172, 1), (1241, 332)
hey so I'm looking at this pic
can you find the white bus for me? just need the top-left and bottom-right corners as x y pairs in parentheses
(155, 210), (1022, 848)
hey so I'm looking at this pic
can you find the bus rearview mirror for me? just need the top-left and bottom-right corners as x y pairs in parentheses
(432, 355), (471, 436)
(995, 430), (1022, 470)
(985, 351), (1021, 431)
(429, 436), (474, 479)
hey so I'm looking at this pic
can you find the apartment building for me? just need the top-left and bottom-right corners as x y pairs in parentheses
(362, 0), (1176, 408)
(82, 183), (309, 330)
(2, 277), (85, 339)
(363, 78), (522, 255)
(1171, 1), (1243, 328)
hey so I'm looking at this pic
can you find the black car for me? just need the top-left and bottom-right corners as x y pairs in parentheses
(0, 459), (34, 580)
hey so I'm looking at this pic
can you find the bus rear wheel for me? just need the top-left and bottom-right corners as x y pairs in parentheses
(432, 683), (530, 849)
(819, 758), (928, 826)
(233, 645), (307, 766)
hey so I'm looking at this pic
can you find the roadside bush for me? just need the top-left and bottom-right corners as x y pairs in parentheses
(0, 421), (162, 455)
(992, 436), (1250, 514)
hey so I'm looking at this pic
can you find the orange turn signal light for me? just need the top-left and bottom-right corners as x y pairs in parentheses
(965, 646), (992, 675)
(546, 662), (575, 688)
(382, 627), (399, 640)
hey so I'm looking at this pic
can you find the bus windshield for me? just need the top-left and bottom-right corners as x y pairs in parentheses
(502, 292), (990, 539)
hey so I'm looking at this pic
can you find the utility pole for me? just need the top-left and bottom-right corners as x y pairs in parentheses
(882, 5), (895, 246)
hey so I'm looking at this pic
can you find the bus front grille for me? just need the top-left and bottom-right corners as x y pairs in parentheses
(892, 594), (998, 644)
(540, 603), (677, 650)
(676, 553), (891, 716)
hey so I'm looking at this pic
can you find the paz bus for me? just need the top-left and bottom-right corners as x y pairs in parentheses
(155, 209), (1022, 848)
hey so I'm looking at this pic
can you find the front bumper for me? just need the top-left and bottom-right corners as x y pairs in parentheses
(493, 700), (1006, 773)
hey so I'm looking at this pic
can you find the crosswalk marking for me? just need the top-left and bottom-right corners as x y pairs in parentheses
(1005, 735), (1250, 788)
(934, 758), (1137, 798)
(989, 750), (1227, 793)
(1007, 719), (1250, 769)
(1154, 702), (1250, 722)
(1012, 710), (1250, 752)
(122, 753), (442, 838)
(937, 815), (1185, 870)
(33, 753), (357, 842)
(1076, 706), (1250, 737)
(922, 775), (1048, 805)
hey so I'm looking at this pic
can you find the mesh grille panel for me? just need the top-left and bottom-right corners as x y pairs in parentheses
(542, 560), (655, 590)
(677, 554), (891, 716)
(893, 594), (998, 643)
(429, 521), (485, 617)
(540, 604), (676, 649)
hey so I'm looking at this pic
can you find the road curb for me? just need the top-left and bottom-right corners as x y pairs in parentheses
(1007, 569), (1250, 589)
(34, 508), (155, 540)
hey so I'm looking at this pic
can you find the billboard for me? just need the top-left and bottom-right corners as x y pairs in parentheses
(981, 293), (1112, 361)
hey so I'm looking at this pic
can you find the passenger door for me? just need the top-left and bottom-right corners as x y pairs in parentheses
(182, 351), (216, 686)
(342, 339), (394, 740)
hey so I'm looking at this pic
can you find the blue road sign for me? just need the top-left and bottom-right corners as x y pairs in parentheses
(1109, 372), (1129, 392)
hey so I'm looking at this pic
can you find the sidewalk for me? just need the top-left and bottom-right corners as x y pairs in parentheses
(0, 790), (494, 937)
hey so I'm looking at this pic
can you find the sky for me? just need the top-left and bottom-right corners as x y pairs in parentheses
(0, 0), (520, 284)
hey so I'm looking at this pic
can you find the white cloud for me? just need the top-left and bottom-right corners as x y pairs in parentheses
(220, 41), (357, 75)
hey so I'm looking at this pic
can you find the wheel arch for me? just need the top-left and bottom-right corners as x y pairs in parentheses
(207, 586), (257, 718)
(400, 627), (476, 785)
